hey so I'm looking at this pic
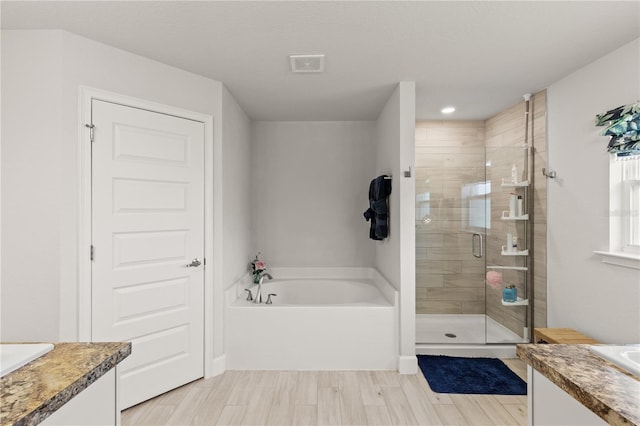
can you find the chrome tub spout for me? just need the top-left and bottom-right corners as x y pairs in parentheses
(254, 272), (273, 303)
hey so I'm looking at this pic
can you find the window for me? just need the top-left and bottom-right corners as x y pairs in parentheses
(416, 192), (431, 224)
(461, 181), (491, 232)
(602, 155), (640, 268)
(595, 101), (640, 268)
(620, 157), (640, 254)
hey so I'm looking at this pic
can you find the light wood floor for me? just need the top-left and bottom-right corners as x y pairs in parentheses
(122, 359), (528, 426)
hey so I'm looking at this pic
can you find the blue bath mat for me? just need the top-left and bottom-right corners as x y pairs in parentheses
(417, 355), (527, 395)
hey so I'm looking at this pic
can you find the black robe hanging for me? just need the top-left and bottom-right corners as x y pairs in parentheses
(363, 175), (392, 240)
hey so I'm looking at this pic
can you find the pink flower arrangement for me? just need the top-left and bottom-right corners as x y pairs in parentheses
(251, 253), (267, 283)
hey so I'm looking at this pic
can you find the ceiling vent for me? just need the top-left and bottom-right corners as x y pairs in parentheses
(289, 54), (325, 73)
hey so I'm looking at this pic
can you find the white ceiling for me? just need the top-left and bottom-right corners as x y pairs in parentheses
(2, 1), (639, 121)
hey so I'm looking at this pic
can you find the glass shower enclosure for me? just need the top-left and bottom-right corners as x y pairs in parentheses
(415, 121), (531, 345)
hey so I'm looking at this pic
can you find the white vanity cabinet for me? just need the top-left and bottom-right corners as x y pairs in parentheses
(528, 367), (606, 426)
(41, 368), (119, 426)
(519, 344), (639, 426)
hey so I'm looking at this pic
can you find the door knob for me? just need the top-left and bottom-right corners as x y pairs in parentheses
(186, 258), (202, 268)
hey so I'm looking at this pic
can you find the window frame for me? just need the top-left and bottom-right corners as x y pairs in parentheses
(598, 156), (640, 269)
(622, 176), (640, 254)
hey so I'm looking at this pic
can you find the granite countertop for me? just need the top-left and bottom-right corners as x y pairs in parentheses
(517, 343), (640, 426)
(0, 342), (131, 426)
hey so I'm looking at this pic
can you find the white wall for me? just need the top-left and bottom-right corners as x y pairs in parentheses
(1, 30), (225, 343)
(374, 82), (416, 373)
(375, 88), (401, 285)
(1, 31), (64, 341)
(219, 86), (252, 364)
(547, 38), (640, 343)
(251, 121), (376, 267)
(221, 87), (252, 287)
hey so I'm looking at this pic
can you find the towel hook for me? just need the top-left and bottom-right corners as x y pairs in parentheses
(542, 168), (557, 179)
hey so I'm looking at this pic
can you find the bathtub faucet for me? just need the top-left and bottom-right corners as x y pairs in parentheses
(254, 272), (273, 303)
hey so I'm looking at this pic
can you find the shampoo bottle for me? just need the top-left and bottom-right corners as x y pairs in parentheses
(516, 195), (523, 217)
(509, 194), (517, 218)
(503, 285), (517, 303)
(511, 164), (518, 184)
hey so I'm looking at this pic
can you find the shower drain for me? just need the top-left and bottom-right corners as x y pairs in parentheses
(445, 333), (457, 338)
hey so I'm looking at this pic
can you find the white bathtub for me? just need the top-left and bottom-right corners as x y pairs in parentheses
(590, 344), (640, 376)
(225, 268), (398, 370)
(239, 279), (390, 306)
(0, 343), (54, 377)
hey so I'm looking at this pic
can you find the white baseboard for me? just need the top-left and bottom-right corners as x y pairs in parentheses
(398, 355), (418, 374)
(208, 354), (226, 378)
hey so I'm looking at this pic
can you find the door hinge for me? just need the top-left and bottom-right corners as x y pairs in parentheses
(85, 124), (95, 142)
(203, 258), (206, 266)
(90, 245), (95, 261)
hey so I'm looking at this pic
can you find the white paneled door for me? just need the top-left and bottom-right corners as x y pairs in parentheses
(91, 99), (205, 409)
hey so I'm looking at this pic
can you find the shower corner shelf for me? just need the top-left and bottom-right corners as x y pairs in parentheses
(501, 249), (529, 256)
(502, 297), (529, 306)
(501, 214), (529, 221)
(487, 265), (528, 271)
(501, 180), (529, 188)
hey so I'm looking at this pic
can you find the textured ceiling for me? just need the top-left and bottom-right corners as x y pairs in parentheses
(2, 1), (639, 121)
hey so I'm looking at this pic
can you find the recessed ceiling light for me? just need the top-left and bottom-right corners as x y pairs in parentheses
(441, 106), (456, 114)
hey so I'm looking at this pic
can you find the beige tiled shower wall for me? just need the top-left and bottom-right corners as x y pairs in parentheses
(415, 121), (487, 314)
(415, 91), (548, 335)
(485, 90), (548, 335)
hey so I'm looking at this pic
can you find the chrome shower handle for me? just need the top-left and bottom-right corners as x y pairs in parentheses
(472, 233), (484, 258)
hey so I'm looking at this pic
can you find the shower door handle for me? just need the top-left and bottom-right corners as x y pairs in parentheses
(472, 233), (484, 258)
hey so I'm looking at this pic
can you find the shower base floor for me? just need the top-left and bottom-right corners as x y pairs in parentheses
(416, 314), (527, 344)
(416, 314), (527, 358)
